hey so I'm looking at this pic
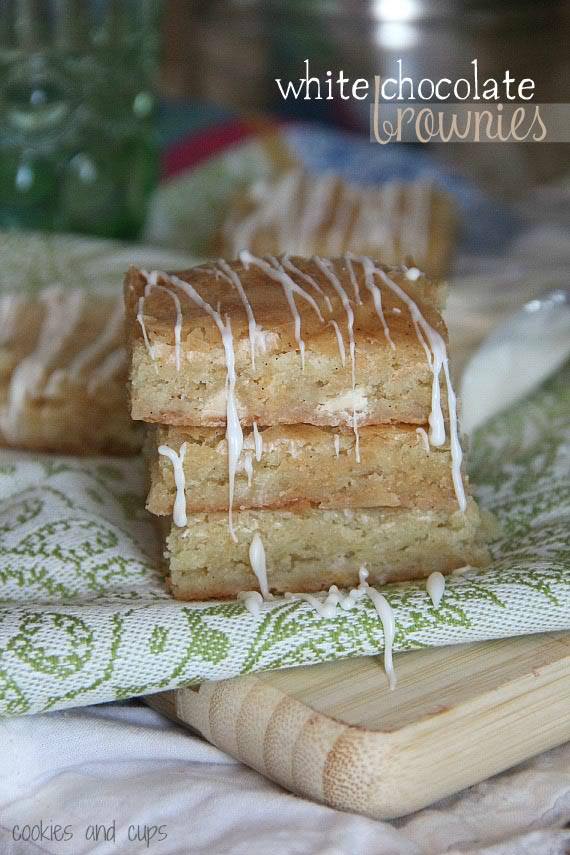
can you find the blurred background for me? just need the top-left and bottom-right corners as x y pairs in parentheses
(161, 1), (570, 188)
(0, 0), (569, 241)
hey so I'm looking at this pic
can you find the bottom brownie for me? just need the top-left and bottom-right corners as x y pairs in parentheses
(165, 499), (492, 600)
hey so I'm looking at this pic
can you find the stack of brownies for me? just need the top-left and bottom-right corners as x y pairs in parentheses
(124, 254), (490, 602)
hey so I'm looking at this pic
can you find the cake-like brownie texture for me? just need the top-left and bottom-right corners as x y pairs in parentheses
(217, 170), (456, 280)
(164, 499), (491, 600)
(0, 287), (141, 455)
(124, 255), (450, 429)
(146, 422), (460, 514)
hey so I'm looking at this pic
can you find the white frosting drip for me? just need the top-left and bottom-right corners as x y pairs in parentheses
(249, 533), (273, 600)
(297, 173), (336, 255)
(244, 453), (253, 488)
(158, 442), (188, 527)
(138, 272), (183, 371)
(411, 316), (433, 369)
(405, 266), (422, 282)
(1, 288), (86, 440)
(142, 270), (243, 540)
(230, 170), (301, 254)
(68, 298), (124, 380)
(451, 565), (474, 576)
(356, 253), (395, 350)
(442, 358), (465, 511)
(238, 591), (263, 616)
(392, 307), (402, 315)
(314, 256), (360, 463)
(352, 183), (399, 259)
(329, 320), (346, 367)
(87, 347), (126, 396)
(426, 571), (446, 608)
(416, 427), (431, 454)
(286, 565), (397, 690)
(363, 586), (397, 690)
(217, 258), (258, 369)
(282, 255), (333, 313)
(252, 421), (263, 461)
(357, 258), (466, 512)
(285, 590), (339, 619)
(334, 434), (340, 457)
(222, 314), (243, 542)
(239, 252), (325, 370)
(344, 254), (362, 305)
(356, 567), (396, 690)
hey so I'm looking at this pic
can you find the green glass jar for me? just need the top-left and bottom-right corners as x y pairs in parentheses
(0, 0), (161, 239)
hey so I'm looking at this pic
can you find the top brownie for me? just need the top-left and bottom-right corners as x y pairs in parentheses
(124, 255), (449, 428)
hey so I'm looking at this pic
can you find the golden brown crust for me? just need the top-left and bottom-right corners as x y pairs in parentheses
(124, 257), (450, 428)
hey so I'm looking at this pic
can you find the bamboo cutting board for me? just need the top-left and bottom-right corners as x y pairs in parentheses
(145, 632), (570, 819)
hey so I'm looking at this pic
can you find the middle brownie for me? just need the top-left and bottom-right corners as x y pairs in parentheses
(146, 422), (458, 514)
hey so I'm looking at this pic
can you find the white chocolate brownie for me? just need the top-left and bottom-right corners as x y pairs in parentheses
(146, 422), (460, 514)
(165, 499), (491, 600)
(0, 287), (141, 455)
(217, 170), (456, 279)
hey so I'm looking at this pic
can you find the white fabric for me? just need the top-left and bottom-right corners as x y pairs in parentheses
(1, 703), (569, 855)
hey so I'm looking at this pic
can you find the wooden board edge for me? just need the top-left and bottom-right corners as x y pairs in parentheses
(145, 651), (570, 819)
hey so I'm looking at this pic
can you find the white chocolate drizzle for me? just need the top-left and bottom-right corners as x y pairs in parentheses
(229, 169), (302, 254)
(217, 258), (258, 369)
(0, 289), (130, 440)
(227, 172), (433, 270)
(239, 251), (325, 369)
(285, 588), (339, 618)
(314, 256), (360, 462)
(141, 270), (243, 540)
(356, 254), (395, 351)
(158, 442), (188, 527)
(334, 434), (340, 457)
(285, 566), (397, 690)
(344, 254), (362, 305)
(356, 567), (397, 690)
(405, 266), (422, 282)
(238, 591), (263, 616)
(249, 533), (273, 600)
(68, 298), (125, 380)
(426, 571), (446, 609)
(297, 173), (336, 255)
(252, 421), (263, 462)
(138, 272), (183, 371)
(1, 288), (86, 440)
(416, 427), (431, 454)
(282, 255), (333, 313)
(452, 565), (474, 576)
(356, 258), (466, 512)
(87, 347), (126, 396)
(329, 320), (346, 367)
